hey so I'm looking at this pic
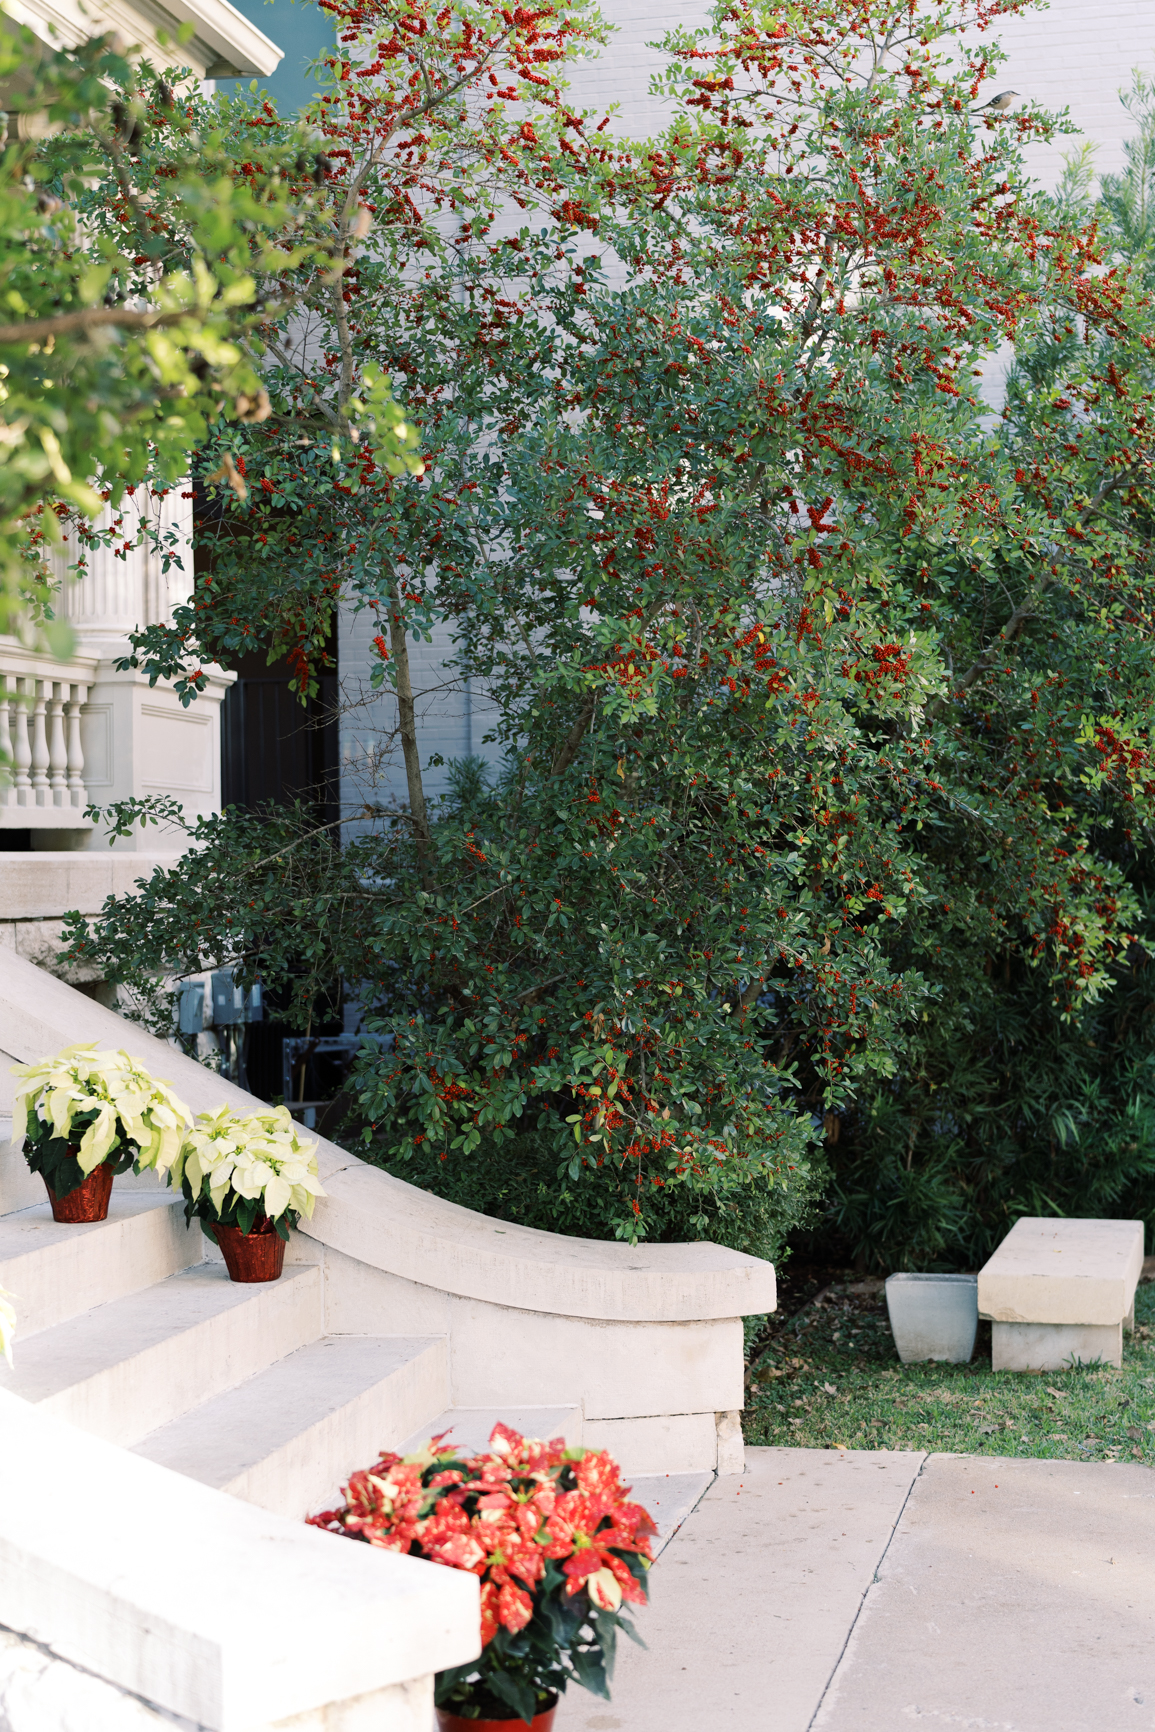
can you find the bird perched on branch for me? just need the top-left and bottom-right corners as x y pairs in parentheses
(973, 90), (1020, 115)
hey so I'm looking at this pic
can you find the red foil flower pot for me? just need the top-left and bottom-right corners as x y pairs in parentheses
(45, 1157), (113, 1223)
(214, 1216), (286, 1283)
(435, 1707), (557, 1731)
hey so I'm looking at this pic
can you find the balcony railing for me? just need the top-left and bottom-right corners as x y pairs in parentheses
(0, 640), (99, 828)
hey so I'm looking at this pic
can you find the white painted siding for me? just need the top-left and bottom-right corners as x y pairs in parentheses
(960, 0), (1155, 186)
(565, 0), (1155, 185)
(338, 613), (505, 825)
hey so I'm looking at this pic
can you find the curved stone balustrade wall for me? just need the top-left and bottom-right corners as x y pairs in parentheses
(0, 950), (776, 1475)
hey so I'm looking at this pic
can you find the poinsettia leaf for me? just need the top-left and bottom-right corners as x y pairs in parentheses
(539, 1593), (573, 1649)
(614, 1549), (650, 1591)
(486, 1669), (538, 1724)
(567, 1640), (609, 1698)
(23, 1131), (96, 1198)
(432, 1663), (481, 1706)
(594, 1607), (617, 1680)
(614, 1610), (647, 1650)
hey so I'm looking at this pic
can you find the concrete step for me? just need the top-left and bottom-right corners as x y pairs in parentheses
(0, 1192), (201, 1337)
(7, 1262), (324, 1444)
(401, 1405), (583, 1458)
(0, 1137), (173, 1218)
(133, 1335), (450, 1519)
(0, 1134), (51, 1215)
(399, 1412), (702, 1551)
(629, 1471), (714, 1553)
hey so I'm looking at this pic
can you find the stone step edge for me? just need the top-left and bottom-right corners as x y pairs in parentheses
(134, 1334), (451, 1520)
(0, 1194), (203, 1338)
(20, 1263), (326, 1446)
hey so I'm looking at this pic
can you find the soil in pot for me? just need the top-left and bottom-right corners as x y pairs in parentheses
(436, 1705), (557, 1732)
(214, 1217), (286, 1283)
(45, 1158), (114, 1223)
(885, 1272), (978, 1363)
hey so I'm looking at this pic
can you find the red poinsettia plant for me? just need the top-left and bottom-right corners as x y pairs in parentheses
(309, 1423), (654, 1724)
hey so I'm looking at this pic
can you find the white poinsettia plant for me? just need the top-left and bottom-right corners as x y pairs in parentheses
(168, 1104), (325, 1242)
(11, 1043), (192, 1198)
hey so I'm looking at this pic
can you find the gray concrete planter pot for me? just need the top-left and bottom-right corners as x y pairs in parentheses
(885, 1273), (978, 1364)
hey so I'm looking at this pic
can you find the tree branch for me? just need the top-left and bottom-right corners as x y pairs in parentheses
(0, 305), (192, 345)
(514, 971), (567, 1004)
(331, 276), (356, 427)
(1, 282), (299, 349)
(550, 691), (596, 777)
(98, 123), (156, 257)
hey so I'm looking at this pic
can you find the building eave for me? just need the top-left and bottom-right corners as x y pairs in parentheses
(7, 0), (282, 79)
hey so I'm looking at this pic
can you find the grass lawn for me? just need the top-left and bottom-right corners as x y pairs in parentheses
(742, 1266), (1155, 1462)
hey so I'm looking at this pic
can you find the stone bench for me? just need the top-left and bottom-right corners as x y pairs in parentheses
(977, 1217), (1144, 1371)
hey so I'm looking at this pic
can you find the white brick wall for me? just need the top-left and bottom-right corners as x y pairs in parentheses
(337, 613), (504, 821)
(338, 0), (1155, 817)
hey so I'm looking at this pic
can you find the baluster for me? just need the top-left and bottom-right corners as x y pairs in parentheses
(66, 683), (86, 807)
(0, 677), (10, 810)
(30, 678), (49, 803)
(12, 677), (31, 804)
(47, 682), (67, 804)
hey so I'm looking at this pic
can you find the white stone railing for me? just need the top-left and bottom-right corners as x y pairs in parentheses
(0, 491), (232, 849)
(0, 639), (99, 828)
(0, 951), (775, 1476)
(0, 1390), (475, 1731)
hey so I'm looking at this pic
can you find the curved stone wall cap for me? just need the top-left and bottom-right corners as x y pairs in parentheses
(0, 951), (776, 1324)
(304, 1156), (778, 1323)
(0, 955), (265, 1124)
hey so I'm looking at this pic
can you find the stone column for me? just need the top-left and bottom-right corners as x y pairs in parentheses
(29, 680), (49, 799)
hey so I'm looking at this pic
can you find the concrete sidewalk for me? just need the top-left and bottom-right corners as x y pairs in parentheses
(577, 1447), (1155, 1732)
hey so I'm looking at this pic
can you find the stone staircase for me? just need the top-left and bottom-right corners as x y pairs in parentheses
(0, 951), (773, 1726)
(0, 1186), (581, 1520)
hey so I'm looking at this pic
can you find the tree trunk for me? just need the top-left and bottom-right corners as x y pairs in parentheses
(388, 584), (433, 890)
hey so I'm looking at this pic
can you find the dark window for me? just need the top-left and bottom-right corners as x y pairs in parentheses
(218, 646), (344, 1103)
(220, 648), (339, 824)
